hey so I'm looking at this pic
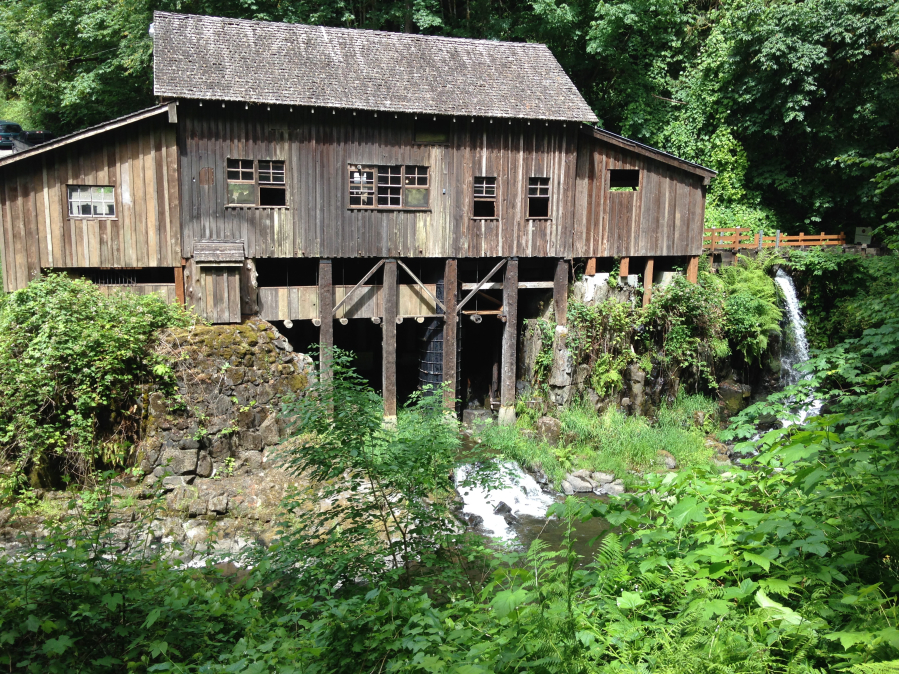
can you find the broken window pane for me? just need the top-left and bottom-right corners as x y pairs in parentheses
(527, 177), (550, 218)
(473, 200), (496, 217)
(259, 186), (286, 206)
(349, 168), (375, 207)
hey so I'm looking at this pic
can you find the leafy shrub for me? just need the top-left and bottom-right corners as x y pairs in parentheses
(0, 273), (192, 493)
(719, 252), (783, 361)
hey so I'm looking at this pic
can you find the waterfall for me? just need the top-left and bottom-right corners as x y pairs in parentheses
(774, 269), (821, 423)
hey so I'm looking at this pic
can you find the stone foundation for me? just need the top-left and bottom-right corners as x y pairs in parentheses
(136, 318), (313, 488)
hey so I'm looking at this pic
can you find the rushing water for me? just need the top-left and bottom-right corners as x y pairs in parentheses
(774, 268), (822, 423)
(455, 461), (610, 556)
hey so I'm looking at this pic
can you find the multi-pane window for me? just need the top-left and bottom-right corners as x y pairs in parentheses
(226, 159), (286, 206)
(527, 177), (550, 218)
(473, 177), (497, 218)
(67, 186), (115, 217)
(349, 168), (375, 207)
(348, 165), (430, 209)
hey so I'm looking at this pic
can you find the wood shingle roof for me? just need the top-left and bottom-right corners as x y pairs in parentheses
(152, 12), (599, 122)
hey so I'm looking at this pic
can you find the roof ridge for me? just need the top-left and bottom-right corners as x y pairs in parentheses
(153, 11), (550, 50)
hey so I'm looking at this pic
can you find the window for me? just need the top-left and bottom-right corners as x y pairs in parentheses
(473, 177), (497, 218)
(414, 118), (450, 144)
(527, 177), (550, 218)
(68, 186), (115, 218)
(226, 159), (287, 206)
(348, 165), (430, 209)
(609, 169), (640, 191)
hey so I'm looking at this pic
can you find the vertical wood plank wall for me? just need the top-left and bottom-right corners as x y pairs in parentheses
(0, 113), (181, 292)
(574, 131), (707, 258)
(178, 103), (707, 262)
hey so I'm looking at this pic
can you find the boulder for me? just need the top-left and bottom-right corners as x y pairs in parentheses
(208, 494), (230, 514)
(536, 416), (562, 446)
(565, 475), (593, 493)
(161, 475), (195, 491)
(604, 479), (625, 495)
(719, 378), (752, 415)
(493, 501), (512, 515)
(590, 472), (615, 485)
(466, 513), (484, 527)
(160, 449), (198, 475)
(196, 453), (214, 478)
(238, 430), (264, 452)
(259, 415), (281, 447)
(561, 480), (575, 495)
(656, 450), (677, 470)
(462, 409), (493, 427)
(238, 450), (264, 470)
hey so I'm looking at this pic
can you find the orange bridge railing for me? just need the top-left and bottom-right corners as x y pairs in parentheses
(703, 228), (846, 251)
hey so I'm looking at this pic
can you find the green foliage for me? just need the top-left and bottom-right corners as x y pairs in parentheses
(787, 249), (899, 348)
(0, 273), (192, 493)
(267, 348), (493, 594)
(480, 393), (717, 484)
(718, 252), (783, 361)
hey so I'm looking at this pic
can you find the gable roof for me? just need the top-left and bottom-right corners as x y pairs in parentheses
(0, 104), (170, 169)
(152, 12), (598, 123)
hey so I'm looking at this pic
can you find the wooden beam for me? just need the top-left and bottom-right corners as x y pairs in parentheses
(460, 280), (554, 290)
(383, 258), (398, 420)
(686, 256), (699, 284)
(319, 259), (333, 381)
(554, 258), (569, 326)
(643, 258), (654, 307)
(332, 258), (384, 315)
(173, 265), (185, 306)
(456, 257), (507, 313)
(619, 257), (629, 277)
(442, 259), (458, 411)
(585, 257), (597, 276)
(397, 258), (446, 313)
(498, 258), (519, 426)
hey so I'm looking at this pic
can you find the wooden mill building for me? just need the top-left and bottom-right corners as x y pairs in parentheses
(0, 12), (715, 421)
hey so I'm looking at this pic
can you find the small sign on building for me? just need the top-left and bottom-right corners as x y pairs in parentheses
(855, 227), (873, 245)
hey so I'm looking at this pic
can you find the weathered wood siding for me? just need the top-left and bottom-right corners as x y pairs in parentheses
(257, 283), (438, 321)
(179, 102), (583, 259)
(0, 113), (181, 292)
(574, 130), (707, 257)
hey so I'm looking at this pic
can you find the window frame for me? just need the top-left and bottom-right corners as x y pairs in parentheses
(526, 176), (551, 219)
(608, 168), (640, 191)
(67, 185), (116, 219)
(225, 158), (288, 208)
(472, 176), (498, 219)
(347, 165), (431, 211)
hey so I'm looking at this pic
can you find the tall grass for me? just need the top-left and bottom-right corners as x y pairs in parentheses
(478, 393), (718, 486)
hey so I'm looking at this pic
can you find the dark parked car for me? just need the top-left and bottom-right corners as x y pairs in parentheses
(0, 121), (24, 149)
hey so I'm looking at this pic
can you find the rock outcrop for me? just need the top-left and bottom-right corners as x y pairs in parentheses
(136, 318), (313, 485)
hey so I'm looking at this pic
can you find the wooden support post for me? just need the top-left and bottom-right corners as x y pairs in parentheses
(174, 265), (185, 306)
(686, 256), (699, 284)
(775, 230), (781, 248)
(554, 258), (569, 326)
(499, 257), (519, 426)
(619, 257), (630, 277)
(642, 258), (654, 307)
(585, 257), (597, 276)
(318, 260), (333, 381)
(382, 258), (398, 421)
(443, 259), (458, 411)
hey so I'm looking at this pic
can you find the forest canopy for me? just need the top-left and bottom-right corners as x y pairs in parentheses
(0, 0), (896, 236)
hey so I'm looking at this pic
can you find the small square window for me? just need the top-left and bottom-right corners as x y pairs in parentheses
(227, 159), (254, 182)
(227, 159), (287, 206)
(349, 168), (375, 207)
